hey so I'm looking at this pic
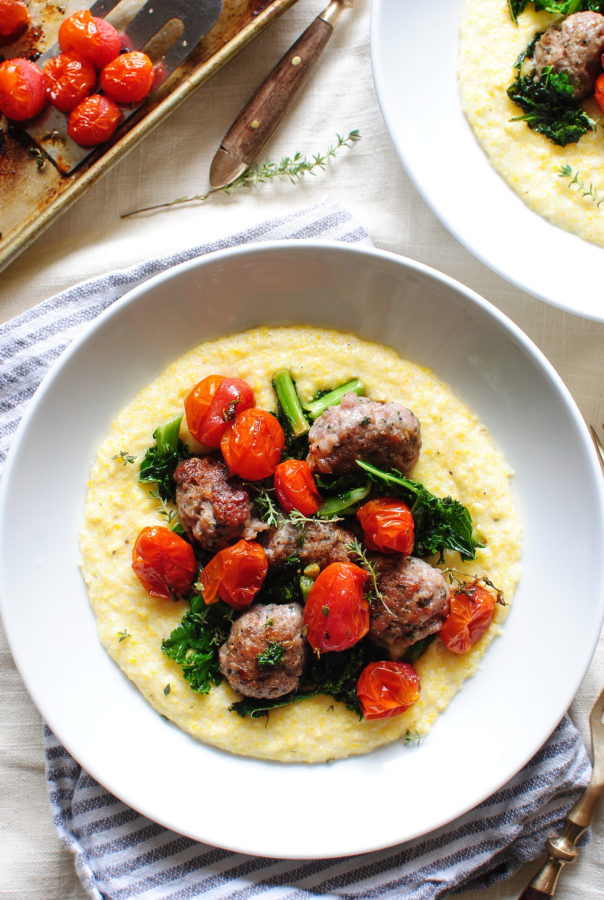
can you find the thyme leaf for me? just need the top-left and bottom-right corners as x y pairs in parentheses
(121, 130), (361, 218)
(558, 163), (604, 206)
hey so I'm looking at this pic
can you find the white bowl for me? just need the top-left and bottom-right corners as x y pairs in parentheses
(1, 241), (603, 858)
(371, 0), (604, 322)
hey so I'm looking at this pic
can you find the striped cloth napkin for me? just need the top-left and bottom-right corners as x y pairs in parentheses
(0, 200), (591, 899)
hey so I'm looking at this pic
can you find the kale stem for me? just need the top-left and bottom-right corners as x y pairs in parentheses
(316, 484), (370, 518)
(304, 378), (364, 420)
(155, 415), (182, 452)
(272, 370), (310, 438)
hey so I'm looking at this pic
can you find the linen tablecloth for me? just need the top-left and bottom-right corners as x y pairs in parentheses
(1, 0), (603, 897)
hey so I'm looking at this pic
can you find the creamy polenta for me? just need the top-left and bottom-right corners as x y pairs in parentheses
(459, 0), (604, 247)
(80, 326), (521, 763)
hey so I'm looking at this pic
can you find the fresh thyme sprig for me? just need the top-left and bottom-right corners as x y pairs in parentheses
(112, 450), (136, 466)
(122, 129), (361, 218)
(345, 538), (384, 605)
(558, 163), (604, 207)
(149, 489), (181, 530)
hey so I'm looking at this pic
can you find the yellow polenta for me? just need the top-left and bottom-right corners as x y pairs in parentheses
(459, 0), (604, 247)
(80, 326), (521, 763)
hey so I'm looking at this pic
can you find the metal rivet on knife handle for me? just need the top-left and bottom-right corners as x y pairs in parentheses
(209, 0), (354, 190)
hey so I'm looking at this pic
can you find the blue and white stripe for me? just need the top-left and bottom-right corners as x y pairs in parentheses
(1, 201), (591, 898)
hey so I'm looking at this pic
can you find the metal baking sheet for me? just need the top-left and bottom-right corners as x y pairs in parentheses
(0, 0), (299, 273)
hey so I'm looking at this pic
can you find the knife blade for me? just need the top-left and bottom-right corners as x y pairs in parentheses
(209, 0), (354, 190)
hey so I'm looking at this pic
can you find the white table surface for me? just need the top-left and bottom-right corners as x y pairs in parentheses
(1, 1), (603, 896)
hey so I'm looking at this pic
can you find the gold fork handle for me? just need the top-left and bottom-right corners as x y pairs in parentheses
(518, 781), (604, 898)
(210, 1), (348, 189)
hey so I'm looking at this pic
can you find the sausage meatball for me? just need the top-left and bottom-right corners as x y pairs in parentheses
(534, 11), (604, 99)
(261, 519), (357, 570)
(307, 392), (421, 476)
(369, 555), (450, 658)
(218, 602), (307, 699)
(174, 455), (266, 552)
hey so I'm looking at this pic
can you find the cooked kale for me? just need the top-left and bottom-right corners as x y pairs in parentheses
(257, 642), (286, 668)
(139, 415), (185, 501)
(508, 65), (595, 145)
(357, 461), (484, 561)
(508, 0), (601, 21)
(161, 595), (236, 694)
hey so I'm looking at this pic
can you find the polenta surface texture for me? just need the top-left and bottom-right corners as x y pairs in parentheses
(459, 0), (604, 248)
(80, 327), (521, 763)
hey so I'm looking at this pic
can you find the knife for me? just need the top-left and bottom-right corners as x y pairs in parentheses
(209, 0), (354, 190)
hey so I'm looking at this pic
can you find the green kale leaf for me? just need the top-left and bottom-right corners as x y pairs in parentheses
(507, 65), (595, 146)
(356, 461), (484, 562)
(139, 415), (184, 501)
(161, 594), (236, 694)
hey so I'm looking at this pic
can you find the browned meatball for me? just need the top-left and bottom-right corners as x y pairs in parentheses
(307, 392), (421, 477)
(218, 602), (308, 699)
(260, 520), (357, 570)
(174, 455), (266, 552)
(369, 555), (450, 658)
(534, 11), (604, 99)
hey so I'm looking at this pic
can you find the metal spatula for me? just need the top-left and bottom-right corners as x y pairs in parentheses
(25, 0), (223, 174)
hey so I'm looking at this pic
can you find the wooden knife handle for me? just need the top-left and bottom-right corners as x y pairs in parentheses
(518, 888), (553, 899)
(218, 16), (333, 167)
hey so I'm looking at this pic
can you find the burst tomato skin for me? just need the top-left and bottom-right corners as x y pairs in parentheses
(100, 50), (154, 103)
(439, 582), (496, 654)
(132, 525), (197, 600)
(356, 497), (414, 554)
(199, 539), (268, 609)
(43, 52), (96, 112)
(357, 660), (421, 720)
(0, 0), (30, 46)
(0, 58), (46, 120)
(67, 93), (122, 146)
(221, 407), (285, 481)
(304, 562), (370, 652)
(185, 375), (255, 448)
(59, 10), (121, 69)
(274, 458), (322, 516)
(595, 73), (604, 113)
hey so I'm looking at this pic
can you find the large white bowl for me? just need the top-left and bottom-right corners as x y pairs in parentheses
(1, 242), (603, 859)
(371, 0), (604, 322)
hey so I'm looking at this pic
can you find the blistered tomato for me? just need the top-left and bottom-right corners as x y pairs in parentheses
(67, 93), (122, 146)
(0, 0), (30, 46)
(43, 52), (96, 112)
(100, 50), (154, 103)
(439, 582), (496, 654)
(0, 58), (46, 120)
(184, 375), (255, 448)
(356, 497), (414, 554)
(198, 540), (268, 609)
(132, 525), (197, 600)
(274, 458), (322, 516)
(303, 562), (370, 652)
(357, 660), (421, 720)
(595, 72), (604, 113)
(221, 408), (284, 481)
(59, 10), (121, 69)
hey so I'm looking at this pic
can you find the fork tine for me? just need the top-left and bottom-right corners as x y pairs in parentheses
(589, 425), (604, 476)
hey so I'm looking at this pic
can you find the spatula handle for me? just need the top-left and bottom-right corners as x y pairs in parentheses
(209, 8), (337, 188)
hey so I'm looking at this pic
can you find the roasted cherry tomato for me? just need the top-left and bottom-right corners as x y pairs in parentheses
(184, 375), (255, 448)
(43, 52), (96, 113)
(0, 0), (30, 46)
(198, 539), (268, 609)
(67, 93), (122, 146)
(0, 58), (46, 121)
(357, 660), (421, 720)
(274, 458), (322, 516)
(439, 582), (496, 654)
(595, 72), (604, 113)
(132, 525), (197, 600)
(100, 50), (154, 103)
(58, 10), (121, 69)
(221, 407), (284, 481)
(356, 497), (414, 554)
(303, 561), (370, 652)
